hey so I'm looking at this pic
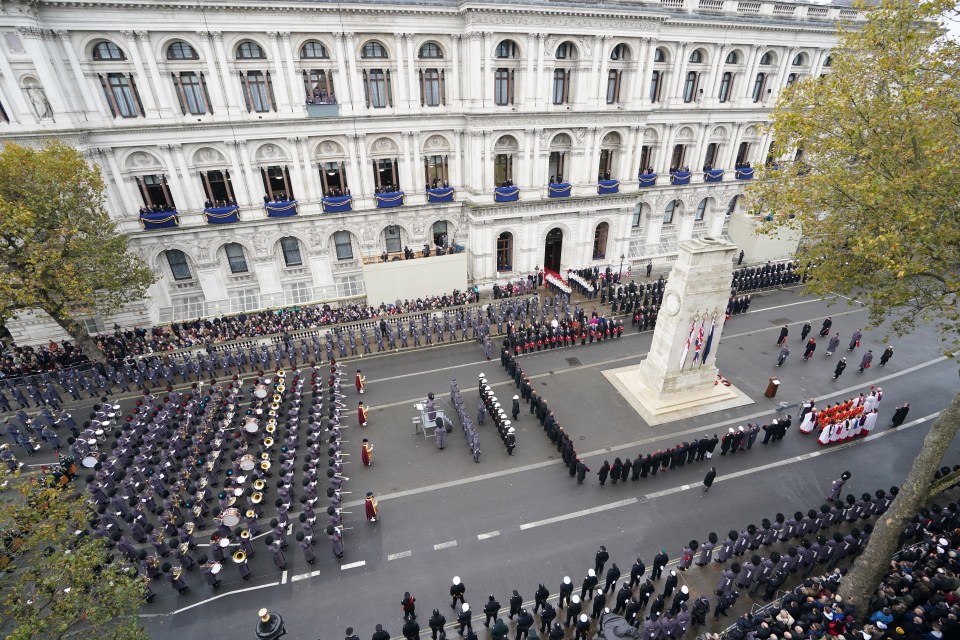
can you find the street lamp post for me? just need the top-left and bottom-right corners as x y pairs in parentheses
(618, 253), (625, 280)
(256, 608), (287, 640)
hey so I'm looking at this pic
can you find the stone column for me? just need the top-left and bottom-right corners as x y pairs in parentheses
(392, 33), (408, 109)
(657, 124), (675, 174)
(236, 141), (261, 203)
(723, 123), (743, 170)
(634, 37), (652, 103)
(482, 131), (494, 193)
(739, 44), (763, 102)
(55, 30), (97, 114)
(296, 138), (320, 201)
(353, 133), (371, 196)
(411, 131), (423, 193)
(0, 45), (32, 122)
(596, 36), (612, 107)
(691, 124), (709, 175)
(531, 128), (543, 189)
(669, 42), (689, 105)
(524, 33), (538, 107)
(266, 32), (292, 113)
(469, 132), (483, 191)
(468, 33), (482, 108)
(224, 140), (253, 206)
(157, 144), (190, 210)
(211, 31), (242, 115)
(406, 34), (417, 110)
(135, 31), (176, 117)
(285, 136), (308, 201)
(450, 35), (462, 107)
(16, 27), (68, 118)
(344, 33), (364, 111)
(120, 30), (160, 116)
(333, 34), (354, 112)
(195, 32), (227, 113)
(482, 32), (494, 107)
(171, 143), (205, 210)
(345, 134), (365, 197)
(705, 43), (726, 106)
(626, 125), (642, 183)
(451, 129), (464, 189)
(400, 131), (414, 192)
(534, 34), (546, 107)
(770, 47), (796, 102)
(588, 35), (603, 106)
(280, 33), (303, 110)
(86, 149), (124, 219)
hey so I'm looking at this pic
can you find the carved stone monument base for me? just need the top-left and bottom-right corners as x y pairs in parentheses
(604, 365), (753, 426)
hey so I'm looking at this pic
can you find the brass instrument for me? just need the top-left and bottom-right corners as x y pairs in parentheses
(253, 479), (266, 491)
(185, 522), (196, 534)
(155, 530), (165, 544)
(193, 505), (202, 517)
(276, 384), (285, 393)
(277, 369), (286, 379)
(271, 402), (280, 411)
(260, 460), (271, 471)
(232, 550), (246, 563)
(179, 542), (189, 555)
(260, 452), (270, 460)
(246, 509), (256, 518)
(265, 424), (276, 434)
(172, 566), (183, 580)
(240, 529), (251, 540)
(251, 492), (263, 504)
(263, 437), (274, 448)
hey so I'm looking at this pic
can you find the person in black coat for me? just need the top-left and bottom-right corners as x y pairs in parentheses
(603, 563), (620, 594)
(595, 546), (609, 574)
(580, 570), (598, 600)
(508, 590), (522, 619)
(534, 583), (549, 613)
(703, 468), (717, 492)
(428, 610), (446, 640)
(590, 590), (606, 620)
(515, 609), (534, 640)
(403, 618), (420, 640)
(597, 461), (610, 486)
(483, 595), (501, 627)
(539, 603), (557, 633)
(629, 557), (646, 587)
(652, 548), (668, 580)
(372, 624), (391, 640)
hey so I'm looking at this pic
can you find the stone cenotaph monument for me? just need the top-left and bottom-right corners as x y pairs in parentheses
(605, 237), (753, 426)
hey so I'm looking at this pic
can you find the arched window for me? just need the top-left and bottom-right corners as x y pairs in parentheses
(496, 40), (519, 59)
(280, 237), (302, 267)
(654, 48), (667, 63)
(166, 249), (192, 281)
(610, 44), (629, 61)
(689, 49), (704, 63)
(792, 53), (805, 66)
(166, 42), (198, 60)
(432, 221), (449, 247)
(361, 41), (388, 59)
(555, 42), (576, 60)
(823, 55), (833, 67)
(726, 195), (740, 216)
(695, 199), (708, 221)
(300, 42), (329, 59)
(593, 222), (609, 259)
(496, 232), (513, 272)
(632, 203), (644, 228)
(725, 51), (739, 64)
(236, 42), (266, 59)
(384, 225), (402, 253)
(664, 199), (680, 224)
(759, 52), (774, 65)
(92, 41), (125, 61)
(223, 243), (249, 273)
(419, 42), (443, 59)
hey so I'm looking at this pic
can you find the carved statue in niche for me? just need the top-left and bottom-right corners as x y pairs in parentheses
(24, 81), (52, 120)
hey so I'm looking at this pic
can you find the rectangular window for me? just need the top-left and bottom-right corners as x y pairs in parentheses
(203, 170), (234, 204)
(174, 71), (208, 115)
(364, 69), (389, 108)
(421, 69), (441, 107)
(304, 69), (335, 103)
(639, 146), (652, 174)
(283, 282), (311, 305)
(718, 72), (733, 103)
(552, 69), (569, 105)
(704, 143), (719, 169)
(172, 295), (205, 318)
(632, 207), (643, 228)
(243, 70), (274, 113)
(494, 154), (513, 186)
(494, 68), (514, 106)
(752, 72), (767, 102)
(649, 71), (662, 103)
(320, 161), (347, 196)
(683, 72), (699, 103)
(335, 274), (364, 298)
(101, 73), (142, 118)
(138, 175), (175, 208)
(606, 70), (622, 104)
(167, 251), (192, 281)
(372, 158), (399, 191)
(280, 237), (302, 266)
(384, 225), (402, 253)
(424, 155), (448, 187)
(229, 288), (260, 313)
(334, 231), (354, 260)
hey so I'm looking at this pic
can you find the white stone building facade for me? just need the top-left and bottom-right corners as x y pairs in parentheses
(0, 0), (849, 342)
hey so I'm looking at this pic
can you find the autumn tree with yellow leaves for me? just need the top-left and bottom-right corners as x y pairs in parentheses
(748, 0), (960, 613)
(0, 141), (156, 361)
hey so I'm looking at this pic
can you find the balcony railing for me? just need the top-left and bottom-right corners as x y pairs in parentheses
(305, 103), (339, 118)
(139, 210), (179, 230)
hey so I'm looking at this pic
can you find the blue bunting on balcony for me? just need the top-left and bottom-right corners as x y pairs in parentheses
(265, 201), (299, 218)
(547, 182), (572, 198)
(735, 168), (755, 180)
(321, 196), (353, 213)
(139, 211), (179, 230)
(203, 205), (240, 225)
(598, 179), (620, 195)
(704, 169), (725, 183)
(670, 171), (691, 185)
(638, 173), (657, 187)
(494, 186), (520, 203)
(374, 191), (405, 209)
(426, 187), (455, 203)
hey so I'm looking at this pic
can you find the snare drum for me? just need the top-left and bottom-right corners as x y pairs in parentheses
(221, 507), (240, 527)
(239, 454), (256, 471)
(211, 562), (222, 574)
(81, 452), (100, 468)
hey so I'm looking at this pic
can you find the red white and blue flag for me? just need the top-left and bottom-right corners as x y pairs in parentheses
(679, 320), (696, 369)
(701, 319), (716, 364)
(692, 320), (705, 364)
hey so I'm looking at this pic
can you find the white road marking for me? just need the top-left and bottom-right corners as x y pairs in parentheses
(434, 540), (458, 550)
(169, 581), (280, 614)
(281, 570), (288, 585)
(520, 498), (638, 531)
(341, 560), (366, 570)
(477, 530), (500, 540)
(388, 550), (412, 561)
(644, 413), (939, 500)
(747, 297), (837, 313)
(342, 355), (948, 509)
(291, 569), (322, 583)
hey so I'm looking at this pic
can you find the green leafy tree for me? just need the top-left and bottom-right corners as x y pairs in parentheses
(747, 0), (960, 615)
(0, 141), (156, 361)
(0, 471), (149, 639)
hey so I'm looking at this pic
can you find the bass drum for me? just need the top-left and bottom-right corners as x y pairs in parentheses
(81, 452), (101, 468)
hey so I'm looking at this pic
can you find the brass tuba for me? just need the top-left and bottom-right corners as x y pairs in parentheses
(232, 550), (246, 563)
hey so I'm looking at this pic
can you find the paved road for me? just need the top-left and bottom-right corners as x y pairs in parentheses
(37, 287), (958, 640)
